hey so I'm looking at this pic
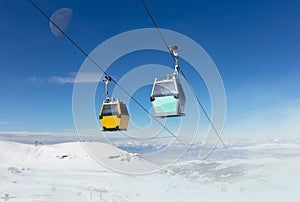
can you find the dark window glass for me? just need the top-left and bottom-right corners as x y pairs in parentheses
(153, 81), (176, 97)
(120, 103), (129, 115)
(101, 104), (119, 116)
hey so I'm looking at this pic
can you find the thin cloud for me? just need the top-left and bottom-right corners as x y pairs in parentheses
(27, 76), (45, 85)
(49, 72), (101, 84)
(0, 122), (14, 125)
(0, 130), (78, 144)
(0, 129), (102, 138)
(27, 72), (102, 85)
(0, 129), (105, 144)
(0, 131), (74, 136)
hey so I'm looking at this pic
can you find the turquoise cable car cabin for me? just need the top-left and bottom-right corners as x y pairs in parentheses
(150, 75), (186, 117)
(150, 45), (186, 118)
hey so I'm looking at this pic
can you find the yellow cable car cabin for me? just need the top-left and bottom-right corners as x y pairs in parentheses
(99, 75), (130, 131)
(99, 99), (129, 131)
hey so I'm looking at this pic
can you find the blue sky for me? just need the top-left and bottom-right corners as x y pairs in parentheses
(0, 0), (300, 143)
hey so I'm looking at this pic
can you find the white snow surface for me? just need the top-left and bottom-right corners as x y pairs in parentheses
(0, 139), (300, 202)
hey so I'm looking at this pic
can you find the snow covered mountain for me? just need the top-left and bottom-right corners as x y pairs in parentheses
(1, 139), (300, 202)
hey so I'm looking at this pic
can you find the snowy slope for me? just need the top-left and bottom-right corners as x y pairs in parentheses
(0, 140), (157, 172)
(1, 139), (300, 202)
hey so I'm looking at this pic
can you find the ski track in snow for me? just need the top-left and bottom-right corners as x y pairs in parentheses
(0, 139), (300, 202)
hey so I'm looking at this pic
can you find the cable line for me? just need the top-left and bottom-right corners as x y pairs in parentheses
(140, 0), (232, 160)
(28, 0), (193, 153)
(140, 0), (174, 60)
(180, 70), (232, 159)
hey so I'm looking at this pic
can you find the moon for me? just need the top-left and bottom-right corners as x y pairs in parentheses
(49, 8), (73, 37)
